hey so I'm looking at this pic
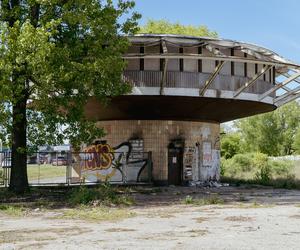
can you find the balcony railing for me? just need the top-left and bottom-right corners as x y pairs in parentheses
(123, 70), (273, 95)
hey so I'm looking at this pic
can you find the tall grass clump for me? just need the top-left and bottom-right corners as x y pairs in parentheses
(221, 152), (298, 188)
(68, 183), (134, 206)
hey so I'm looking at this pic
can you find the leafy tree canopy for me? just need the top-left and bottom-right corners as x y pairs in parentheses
(0, 0), (140, 193)
(221, 132), (241, 159)
(293, 127), (300, 154)
(235, 101), (300, 156)
(138, 19), (218, 37)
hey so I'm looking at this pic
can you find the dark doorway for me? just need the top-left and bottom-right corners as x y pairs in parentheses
(168, 140), (184, 185)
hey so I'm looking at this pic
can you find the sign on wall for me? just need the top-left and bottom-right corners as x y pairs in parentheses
(183, 147), (196, 181)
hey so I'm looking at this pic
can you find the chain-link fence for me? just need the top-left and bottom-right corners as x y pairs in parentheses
(0, 150), (152, 187)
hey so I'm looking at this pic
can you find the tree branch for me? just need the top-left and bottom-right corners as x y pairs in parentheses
(30, 2), (40, 28)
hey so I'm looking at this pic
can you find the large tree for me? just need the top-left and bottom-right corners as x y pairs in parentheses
(0, 0), (140, 193)
(235, 101), (300, 156)
(293, 127), (300, 154)
(138, 19), (218, 37)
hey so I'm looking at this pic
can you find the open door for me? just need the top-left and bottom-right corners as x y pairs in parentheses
(168, 140), (184, 185)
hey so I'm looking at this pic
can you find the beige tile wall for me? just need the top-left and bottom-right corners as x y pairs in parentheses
(96, 120), (220, 181)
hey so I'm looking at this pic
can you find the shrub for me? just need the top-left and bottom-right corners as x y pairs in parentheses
(252, 152), (269, 168)
(69, 186), (99, 205)
(221, 153), (255, 177)
(68, 184), (134, 206)
(0, 168), (3, 184)
(232, 154), (253, 172)
(221, 132), (241, 159)
(269, 160), (293, 177)
(255, 164), (271, 184)
(184, 195), (194, 204)
(221, 152), (294, 179)
(221, 152), (297, 188)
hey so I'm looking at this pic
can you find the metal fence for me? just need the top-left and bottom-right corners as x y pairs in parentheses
(0, 150), (152, 187)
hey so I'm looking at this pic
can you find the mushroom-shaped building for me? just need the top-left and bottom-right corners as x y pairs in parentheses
(84, 34), (300, 185)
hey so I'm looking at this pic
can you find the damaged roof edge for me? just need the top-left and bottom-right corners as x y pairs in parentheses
(126, 33), (300, 70)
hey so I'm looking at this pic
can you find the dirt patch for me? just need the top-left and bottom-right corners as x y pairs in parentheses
(0, 227), (91, 244)
(193, 217), (209, 223)
(104, 228), (136, 232)
(289, 214), (300, 219)
(1, 186), (300, 249)
(224, 216), (253, 222)
(19, 242), (49, 250)
(186, 229), (209, 237)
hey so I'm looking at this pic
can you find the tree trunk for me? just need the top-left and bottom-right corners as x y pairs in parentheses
(9, 96), (29, 193)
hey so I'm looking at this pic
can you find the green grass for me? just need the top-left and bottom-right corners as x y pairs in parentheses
(27, 164), (66, 182)
(61, 206), (136, 222)
(0, 185), (136, 220)
(0, 204), (26, 217)
(221, 157), (300, 189)
(182, 195), (224, 206)
(68, 185), (135, 206)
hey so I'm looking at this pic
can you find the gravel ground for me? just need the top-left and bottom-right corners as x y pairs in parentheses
(1, 186), (300, 250)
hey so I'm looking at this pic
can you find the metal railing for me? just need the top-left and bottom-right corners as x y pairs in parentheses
(0, 150), (152, 187)
(123, 70), (273, 94)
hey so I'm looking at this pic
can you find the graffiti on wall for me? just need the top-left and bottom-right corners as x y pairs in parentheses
(80, 141), (148, 183)
(81, 144), (114, 171)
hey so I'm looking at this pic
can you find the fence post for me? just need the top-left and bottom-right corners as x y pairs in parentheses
(66, 151), (72, 186)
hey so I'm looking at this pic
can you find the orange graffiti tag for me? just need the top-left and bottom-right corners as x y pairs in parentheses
(82, 144), (114, 171)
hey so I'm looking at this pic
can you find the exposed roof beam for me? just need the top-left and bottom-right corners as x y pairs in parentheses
(123, 53), (300, 69)
(276, 92), (300, 107)
(234, 65), (272, 98)
(277, 81), (292, 92)
(205, 44), (226, 57)
(160, 40), (168, 95)
(161, 40), (168, 53)
(199, 61), (226, 96)
(283, 73), (300, 85)
(259, 71), (300, 101)
(275, 85), (300, 103)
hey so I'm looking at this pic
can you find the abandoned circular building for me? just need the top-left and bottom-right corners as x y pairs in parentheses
(82, 34), (300, 185)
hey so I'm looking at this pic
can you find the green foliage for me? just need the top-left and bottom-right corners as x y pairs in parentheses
(0, 204), (26, 217)
(138, 19), (218, 37)
(68, 184), (134, 206)
(293, 128), (300, 154)
(0, 0), (141, 148)
(61, 206), (136, 222)
(221, 132), (241, 159)
(269, 160), (293, 177)
(235, 101), (300, 156)
(183, 195), (224, 205)
(255, 163), (272, 184)
(221, 153), (255, 177)
(0, 1), (141, 191)
(221, 152), (298, 187)
(222, 152), (293, 177)
(0, 168), (3, 184)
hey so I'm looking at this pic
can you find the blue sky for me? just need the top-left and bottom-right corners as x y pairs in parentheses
(134, 0), (300, 64)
